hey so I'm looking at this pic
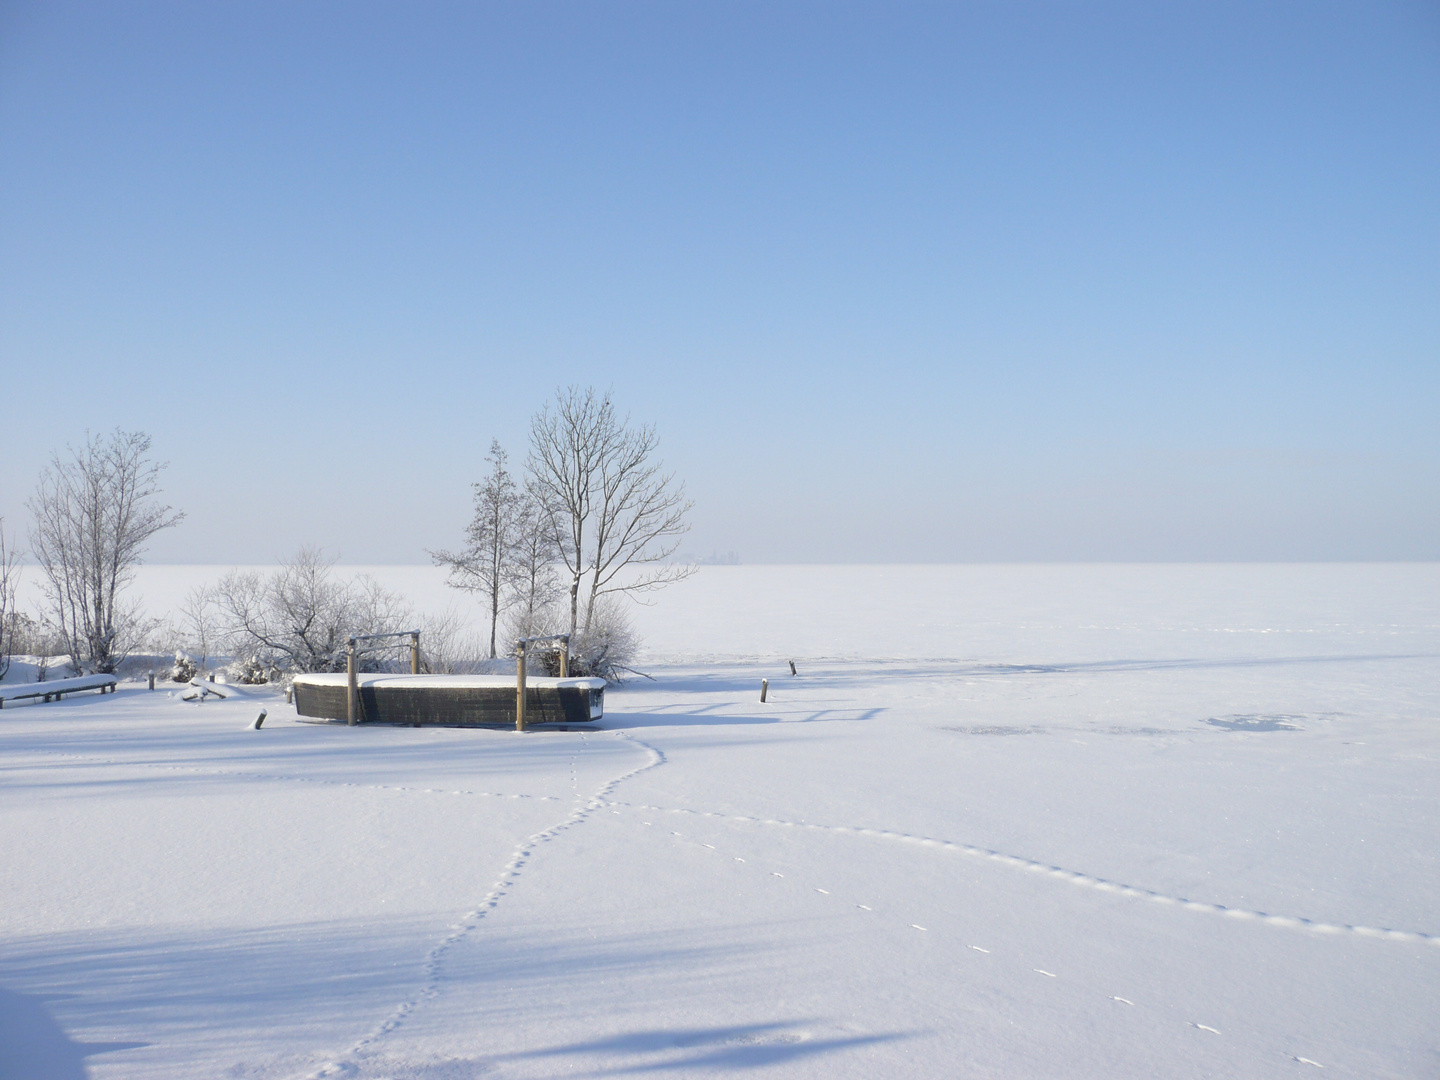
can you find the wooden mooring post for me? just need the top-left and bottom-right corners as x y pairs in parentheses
(760, 678), (768, 702)
(347, 638), (358, 726)
(410, 631), (421, 675)
(515, 640), (528, 731)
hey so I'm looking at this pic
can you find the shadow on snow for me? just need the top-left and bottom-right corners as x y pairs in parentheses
(0, 986), (147, 1080)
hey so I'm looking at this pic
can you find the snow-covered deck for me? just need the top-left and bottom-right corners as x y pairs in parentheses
(294, 673), (604, 692)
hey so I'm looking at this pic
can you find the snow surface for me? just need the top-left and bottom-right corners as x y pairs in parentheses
(1, 564), (1437, 1079)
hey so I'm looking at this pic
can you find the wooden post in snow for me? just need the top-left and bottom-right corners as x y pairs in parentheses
(559, 634), (569, 678)
(347, 638), (358, 726)
(760, 678), (768, 702)
(515, 640), (528, 732)
(410, 631), (420, 675)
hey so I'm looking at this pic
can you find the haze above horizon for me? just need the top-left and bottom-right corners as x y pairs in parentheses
(2, 2), (1436, 563)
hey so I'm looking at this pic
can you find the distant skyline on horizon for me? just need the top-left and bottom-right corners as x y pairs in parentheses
(3, 2), (1436, 564)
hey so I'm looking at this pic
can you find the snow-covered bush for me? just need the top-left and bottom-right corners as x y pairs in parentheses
(227, 655), (271, 685)
(171, 651), (198, 683)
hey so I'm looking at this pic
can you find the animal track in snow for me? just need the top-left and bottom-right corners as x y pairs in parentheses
(17, 747), (564, 802)
(604, 797), (1315, 1066)
(302, 732), (668, 1078)
(603, 799), (1440, 947)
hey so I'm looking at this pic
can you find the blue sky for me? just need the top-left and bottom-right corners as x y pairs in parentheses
(2, 1), (1436, 563)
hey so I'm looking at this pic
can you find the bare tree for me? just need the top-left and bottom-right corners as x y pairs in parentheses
(527, 387), (694, 640)
(584, 412), (694, 632)
(0, 521), (19, 680)
(527, 388), (608, 638)
(27, 430), (184, 674)
(431, 441), (520, 658)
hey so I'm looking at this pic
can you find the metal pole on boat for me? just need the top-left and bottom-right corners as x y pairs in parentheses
(411, 631), (420, 675)
(347, 638), (358, 726)
(515, 641), (528, 732)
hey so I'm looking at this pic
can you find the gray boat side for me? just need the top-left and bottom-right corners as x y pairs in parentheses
(292, 673), (604, 726)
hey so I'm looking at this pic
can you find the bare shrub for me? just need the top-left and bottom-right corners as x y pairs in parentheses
(4, 615), (66, 682)
(175, 585), (220, 674)
(527, 595), (639, 682)
(213, 547), (416, 676)
(3, 612), (45, 657)
(415, 609), (487, 674)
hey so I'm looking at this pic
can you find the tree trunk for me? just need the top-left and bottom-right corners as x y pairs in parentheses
(583, 573), (598, 636)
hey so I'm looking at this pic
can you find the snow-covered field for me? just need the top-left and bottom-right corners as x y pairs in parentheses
(2, 564), (1437, 1079)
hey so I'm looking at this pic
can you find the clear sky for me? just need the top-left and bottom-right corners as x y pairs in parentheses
(2, 1), (1436, 563)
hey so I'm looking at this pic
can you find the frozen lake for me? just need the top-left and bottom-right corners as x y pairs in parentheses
(1, 564), (1436, 1078)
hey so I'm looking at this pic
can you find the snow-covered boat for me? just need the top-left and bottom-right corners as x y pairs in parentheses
(291, 672), (604, 727)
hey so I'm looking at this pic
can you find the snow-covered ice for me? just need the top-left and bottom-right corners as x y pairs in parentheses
(1, 564), (1436, 1078)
